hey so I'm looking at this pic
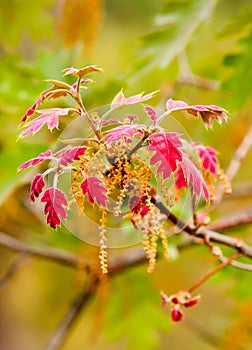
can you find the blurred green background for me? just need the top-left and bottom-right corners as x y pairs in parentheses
(0, 0), (252, 349)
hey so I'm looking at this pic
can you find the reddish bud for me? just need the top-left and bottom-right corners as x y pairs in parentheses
(171, 307), (184, 322)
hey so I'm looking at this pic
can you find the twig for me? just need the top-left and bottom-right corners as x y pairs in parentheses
(187, 252), (242, 293)
(215, 125), (252, 205)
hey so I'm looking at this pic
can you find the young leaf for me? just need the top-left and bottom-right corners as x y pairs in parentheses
(19, 108), (72, 138)
(144, 105), (157, 125)
(21, 95), (45, 123)
(193, 142), (218, 175)
(148, 132), (183, 179)
(30, 174), (45, 202)
(104, 125), (145, 144)
(41, 188), (68, 229)
(63, 65), (103, 78)
(59, 146), (87, 166)
(111, 90), (158, 108)
(175, 153), (209, 199)
(166, 99), (228, 128)
(18, 150), (52, 170)
(80, 176), (107, 207)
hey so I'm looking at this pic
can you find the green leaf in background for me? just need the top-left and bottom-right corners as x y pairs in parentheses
(132, 0), (217, 79)
(104, 268), (170, 350)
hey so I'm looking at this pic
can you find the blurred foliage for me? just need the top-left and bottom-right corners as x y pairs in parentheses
(0, 0), (252, 349)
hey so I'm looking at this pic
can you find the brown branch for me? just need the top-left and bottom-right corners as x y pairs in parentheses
(209, 208), (252, 232)
(151, 197), (252, 260)
(0, 232), (79, 268)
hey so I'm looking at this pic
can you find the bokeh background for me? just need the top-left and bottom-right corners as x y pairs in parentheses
(0, 0), (252, 349)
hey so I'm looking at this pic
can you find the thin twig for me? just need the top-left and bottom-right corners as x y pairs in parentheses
(187, 252), (242, 293)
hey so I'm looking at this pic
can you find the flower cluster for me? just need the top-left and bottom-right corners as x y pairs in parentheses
(160, 290), (201, 322)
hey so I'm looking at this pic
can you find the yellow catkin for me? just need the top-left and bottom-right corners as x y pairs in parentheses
(99, 210), (108, 274)
(147, 233), (158, 273)
(159, 228), (169, 260)
(217, 167), (232, 194)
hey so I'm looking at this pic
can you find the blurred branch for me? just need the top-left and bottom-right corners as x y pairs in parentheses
(0, 254), (26, 293)
(215, 125), (252, 205)
(209, 208), (252, 232)
(177, 52), (220, 91)
(0, 232), (79, 268)
(42, 276), (99, 350)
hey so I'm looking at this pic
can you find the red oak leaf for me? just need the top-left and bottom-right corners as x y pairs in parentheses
(81, 177), (107, 207)
(193, 142), (218, 175)
(19, 108), (72, 139)
(18, 150), (52, 170)
(63, 65), (103, 77)
(59, 146), (87, 166)
(30, 174), (45, 202)
(175, 154), (209, 200)
(21, 95), (45, 123)
(111, 90), (158, 108)
(104, 125), (145, 144)
(41, 188), (68, 229)
(148, 132), (183, 179)
(166, 99), (228, 128)
(144, 105), (157, 125)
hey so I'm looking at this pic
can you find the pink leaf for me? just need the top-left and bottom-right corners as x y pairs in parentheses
(18, 150), (52, 170)
(175, 154), (209, 200)
(30, 174), (45, 202)
(71, 78), (93, 91)
(81, 177), (107, 207)
(148, 132), (183, 179)
(21, 95), (45, 123)
(63, 65), (103, 77)
(19, 108), (71, 139)
(104, 125), (145, 144)
(193, 142), (218, 175)
(59, 146), (87, 166)
(144, 105), (157, 125)
(166, 99), (228, 128)
(111, 90), (158, 108)
(41, 188), (68, 229)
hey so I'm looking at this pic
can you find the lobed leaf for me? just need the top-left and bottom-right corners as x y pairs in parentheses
(63, 65), (103, 78)
(111, 90), (158, 108)
(175, 153), (209, 200)
(19, 108), (72, 139)
(166, 99), (228, 128)
(104, 125), (145, 144)
(81, 176), (107, 207)
(18, 150), (52, 170)
(59, 146), (87, 166)
(41, 188), (68, 229)
(148, 132), (183, 179)
(30, 174), (45, 202)
(193, 142), (218, 175)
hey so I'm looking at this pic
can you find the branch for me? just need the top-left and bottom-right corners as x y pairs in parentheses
(215, 125), (252, 205)
(209, 208), (252, 232)
(151, 197), (252, 260)
(42, 276), (99, 350)
(0, 232), (79, 268)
